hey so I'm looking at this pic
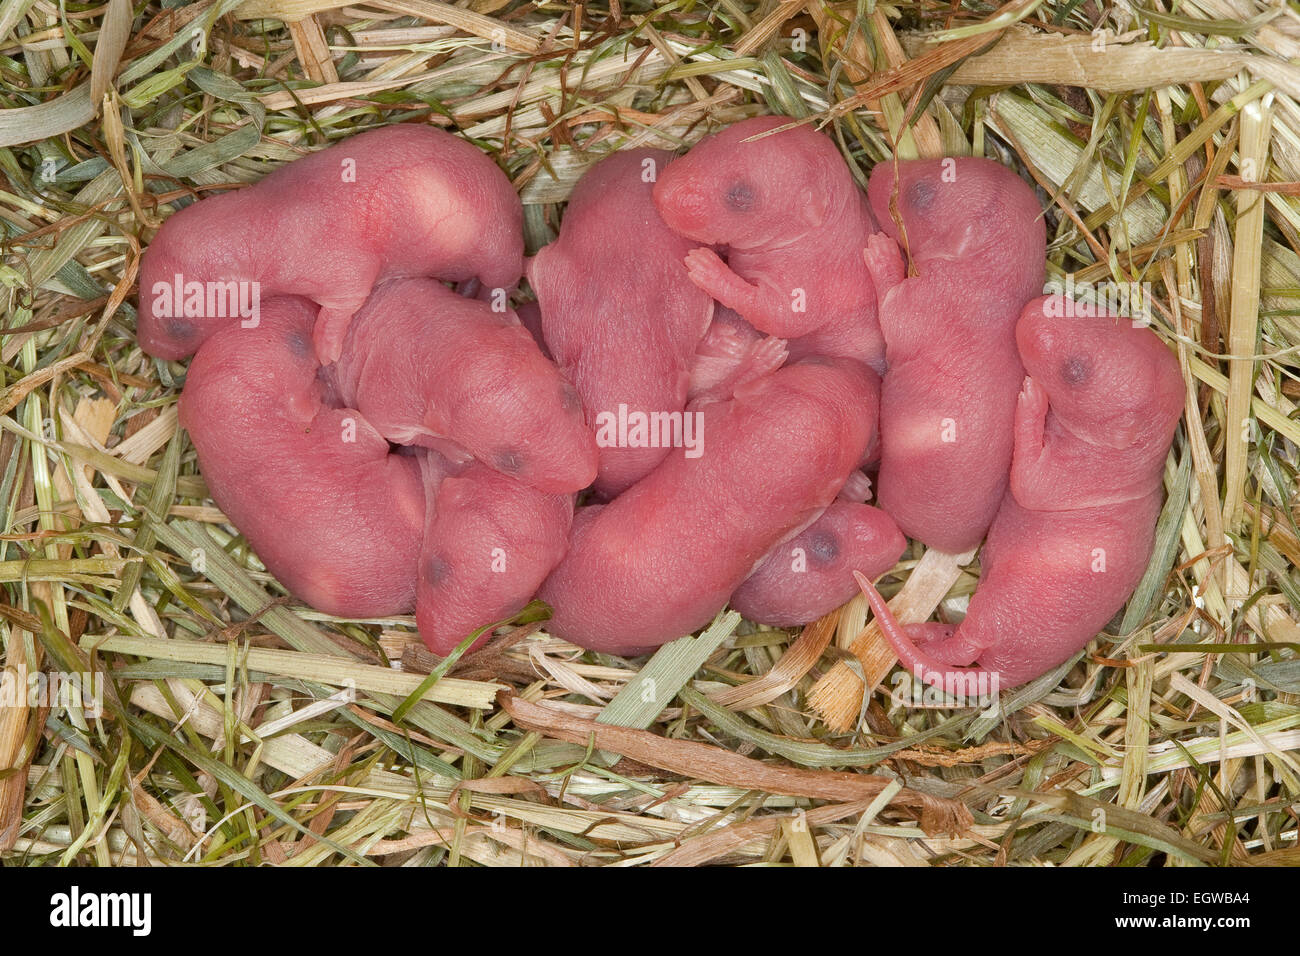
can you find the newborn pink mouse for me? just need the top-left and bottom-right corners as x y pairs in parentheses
(539, 358), (879, 655)
(416, 458), (573, 655)
(653, 116), (886, 371)
(139, 125), (523, 364)
(864, 157), (1046, 553)
(857, 296), (1183, 693)
(179, 297), (425, 617)
(730, 501), (905, 628)
(332, 278), (597, 494)
(527, 149), (714, 498)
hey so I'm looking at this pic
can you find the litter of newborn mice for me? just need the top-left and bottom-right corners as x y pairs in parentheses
(140, 115), (1182, 700)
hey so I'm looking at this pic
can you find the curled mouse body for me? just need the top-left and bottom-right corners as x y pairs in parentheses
(857, 296), (1184, 693)
(179, 297), (425, 617)
(539, 358), (880, 655)
(730, 500), (905, 627)
(139, 125), (523, 364)
(527, 149), (714, 498)
(332, 278), (597, 494)
(864, 157), (1045, 553)
(416, 458), (573, 655)
(653, 116), (886, 371)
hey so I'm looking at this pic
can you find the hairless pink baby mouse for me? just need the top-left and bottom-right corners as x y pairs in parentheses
(864, 157), (1046, 553)
(180, 297), (425, 618)
(653, 116), (886, 371)
(332, 277), (597, 494)
(416, 457), (572, 655)
(540, 358), (880, 655)
(731, 500), (905, 628)
(856, 296), (1183, 694)
(527, 149), (714, 498)
(139, 125), (523, 364)
(329, 277), (590, 652)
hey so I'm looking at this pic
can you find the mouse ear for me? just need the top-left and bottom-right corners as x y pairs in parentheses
(798, 180), (831, 228)
(1105, 408), (1149, 447)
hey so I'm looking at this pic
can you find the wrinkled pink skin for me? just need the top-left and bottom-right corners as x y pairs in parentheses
(332, 278), (597, 494)
(1011, 297), (1184, 510)
(139, 125), (523, 364)
(687, 306), (788, 405)
(540, 359), (880, 655)
(528, 149), (714, 499)
(653, 116), (886, 371)
(731, 501), (905, 627)
(865, 158), (1046, 552)
(858, 297), (1184, 693)
(179, 297), (425, 617)
(417, 459), (572, 655)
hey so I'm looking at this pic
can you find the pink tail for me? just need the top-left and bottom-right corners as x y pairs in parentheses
(852, 571), (1003, 704)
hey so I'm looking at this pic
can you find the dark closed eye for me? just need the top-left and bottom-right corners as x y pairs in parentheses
(906, 180), (935, 212)
(1061, 355), (1090, 385)
(808, 531), (839, 564)
(424, 555), (451, 586)
(726, 182), (755, 211)
(285, 330), (310, 358)
(166, 318), (195, 341)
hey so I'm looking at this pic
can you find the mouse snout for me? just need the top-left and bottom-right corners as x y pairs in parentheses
(525, 431), (599, 494)
(1015, 297), (1070, 373)
(499, 403), (598, 494)
(653, 174), (712, 237)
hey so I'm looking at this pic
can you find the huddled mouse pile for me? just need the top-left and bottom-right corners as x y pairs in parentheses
(138, 115), (1182, 695)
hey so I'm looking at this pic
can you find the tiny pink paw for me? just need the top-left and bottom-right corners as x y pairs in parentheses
(837, 469), (873, 504)
(1016, 375), (1049, 420)
(313, 305), (356, 365)
(741, 335), (789, 380)
(683, 246), (735, 294)
(694, 322), (746, 362)
(909, 622), (956, 654)
(863, 233), (906, 291)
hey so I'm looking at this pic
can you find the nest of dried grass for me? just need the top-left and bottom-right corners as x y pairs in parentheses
(1, 0), (1298, 866)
